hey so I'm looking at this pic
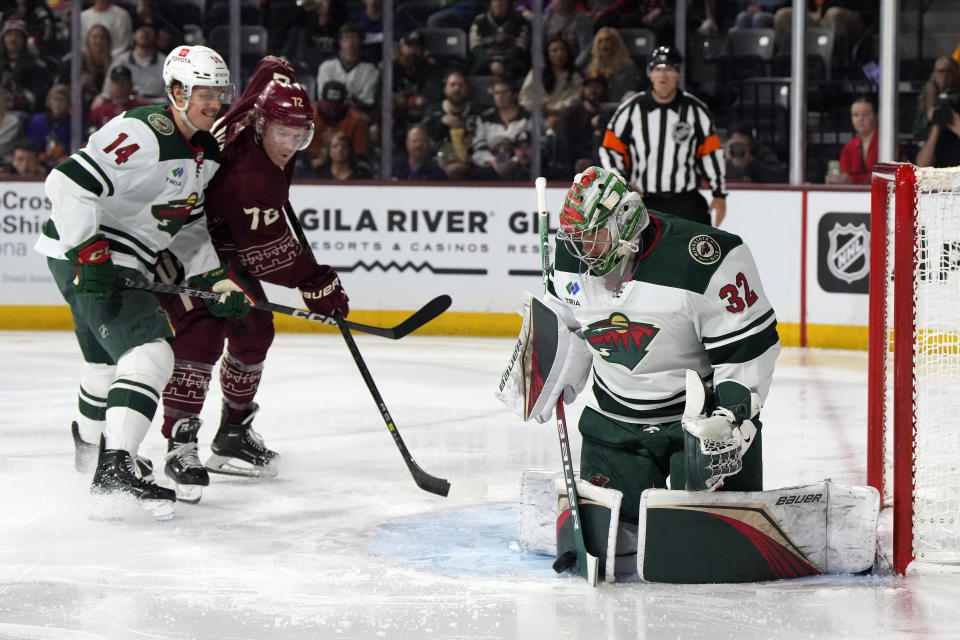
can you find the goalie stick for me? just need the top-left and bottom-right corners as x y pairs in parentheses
(537, 177), (599, 586)
(335, 316), (451, 497)
(121, 277), (451, 341)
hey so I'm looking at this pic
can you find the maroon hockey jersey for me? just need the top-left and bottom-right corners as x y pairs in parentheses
(204, 126), (319, 288)
(203, 55), (322, 289)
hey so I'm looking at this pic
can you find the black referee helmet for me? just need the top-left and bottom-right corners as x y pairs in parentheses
(647, 46), (684, 73)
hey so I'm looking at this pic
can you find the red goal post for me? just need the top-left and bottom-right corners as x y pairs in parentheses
(868, 162), (960, 575)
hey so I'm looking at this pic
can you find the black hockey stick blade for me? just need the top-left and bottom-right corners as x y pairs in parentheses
(386, 294), (451, 339)
(406, 455), (452, 497)
(335, 315), (451, 497)
(121, 277), (450, 340)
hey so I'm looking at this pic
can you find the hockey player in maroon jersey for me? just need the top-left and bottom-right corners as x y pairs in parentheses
(156, 57), (349, 503)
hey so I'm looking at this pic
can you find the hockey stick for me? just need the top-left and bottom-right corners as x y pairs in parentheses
(121, 277), (451, 341)
(537, 177), (599, 586)
(335, 316), (451, 497)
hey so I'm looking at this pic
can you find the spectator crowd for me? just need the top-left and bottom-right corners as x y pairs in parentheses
(1, 0), (957, 181)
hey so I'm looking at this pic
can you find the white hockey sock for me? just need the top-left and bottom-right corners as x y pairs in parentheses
(103, 340), (174, 455)
(77, 363), (115, 444)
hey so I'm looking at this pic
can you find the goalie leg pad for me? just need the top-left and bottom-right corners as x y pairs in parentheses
(520, 469), (639, 581)
(519, 468), (563, 556)
(555, 478), (623, 583)
(636, 480), (880, 583)
(496, 294), (592, 423)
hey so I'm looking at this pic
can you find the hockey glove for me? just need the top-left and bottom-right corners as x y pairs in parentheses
(299, 267), (349, 317)
(65, 234), (115, 300)
(681, 372), (761, 491)
(190, 266), (255, 318)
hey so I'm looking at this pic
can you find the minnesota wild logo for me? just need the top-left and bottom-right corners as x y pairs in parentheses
(151, 193), (198, 235)
(583, 312), (659, 370)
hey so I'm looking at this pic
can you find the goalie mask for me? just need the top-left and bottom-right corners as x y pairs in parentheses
(557, 167), (649, 278)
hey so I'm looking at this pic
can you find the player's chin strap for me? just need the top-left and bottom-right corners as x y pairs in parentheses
(167, 90), (203, 137)
(680, 370), (761, 491)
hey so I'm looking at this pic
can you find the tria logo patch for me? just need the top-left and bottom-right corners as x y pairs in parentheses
(583, 312), (659, 370)
(565, 281), (580, 295)
(172, 167), (183, 178)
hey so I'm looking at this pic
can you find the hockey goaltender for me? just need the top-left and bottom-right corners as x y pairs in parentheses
(497, 167), (879, 584)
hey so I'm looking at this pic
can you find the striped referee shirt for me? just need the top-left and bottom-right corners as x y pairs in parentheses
(599, 90), (727, 198)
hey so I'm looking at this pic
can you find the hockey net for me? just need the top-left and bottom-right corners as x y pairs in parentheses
(868, 162), (960, 574)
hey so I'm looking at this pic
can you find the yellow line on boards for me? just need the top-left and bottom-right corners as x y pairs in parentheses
(0, 307), (863, 349)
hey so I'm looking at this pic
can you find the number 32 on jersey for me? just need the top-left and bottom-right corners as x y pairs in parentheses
(719, 272), (758, 313)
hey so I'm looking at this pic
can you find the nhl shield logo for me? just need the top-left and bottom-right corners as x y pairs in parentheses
(826, 222), (869, 284)
(583, 312), (659, 370)
(672, 121), (693, 144)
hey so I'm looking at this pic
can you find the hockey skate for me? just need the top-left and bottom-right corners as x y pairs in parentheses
(206, 403), (279, 478)
(71, 421), (97, 473)
(73, 422), (154, 480)
(90, 439), (175, 521)
(165, 417), (209, 504)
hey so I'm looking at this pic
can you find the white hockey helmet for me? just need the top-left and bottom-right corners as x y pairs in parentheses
(163, 45), (236, 106)
(556, 166), (648, 276)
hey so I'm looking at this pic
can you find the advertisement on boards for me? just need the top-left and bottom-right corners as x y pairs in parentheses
(0, 180), (871, 342)
(0, 181), (55, 305)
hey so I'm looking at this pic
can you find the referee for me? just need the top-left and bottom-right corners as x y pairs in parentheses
(598, 46), (727, 226)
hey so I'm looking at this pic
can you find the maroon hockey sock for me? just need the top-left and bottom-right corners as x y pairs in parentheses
(220, 354), (264, 418)
(162, 360), (213, 437)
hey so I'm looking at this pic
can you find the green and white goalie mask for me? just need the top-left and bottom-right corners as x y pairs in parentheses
(557, 166), (649, 283)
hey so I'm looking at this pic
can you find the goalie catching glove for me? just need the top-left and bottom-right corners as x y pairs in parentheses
(681, 370), (761, 491)
(299, 267), (349, 317)
(189, 266), (255, 318)
(65, 234), (115, 300)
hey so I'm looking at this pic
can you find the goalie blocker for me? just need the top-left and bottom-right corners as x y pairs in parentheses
(496, 294), (592, 424)
(520, 470), (880, 583)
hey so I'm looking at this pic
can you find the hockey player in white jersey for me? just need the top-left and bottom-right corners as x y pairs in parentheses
(533, 166), (780, 526)
(34, 45), (254, 519)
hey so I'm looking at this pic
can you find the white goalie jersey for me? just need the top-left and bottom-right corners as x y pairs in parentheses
(35, 104), (223, 278)
(548, 212), (780, 424)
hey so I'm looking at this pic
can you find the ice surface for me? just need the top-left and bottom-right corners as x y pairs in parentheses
(1, 332), (958, 639)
